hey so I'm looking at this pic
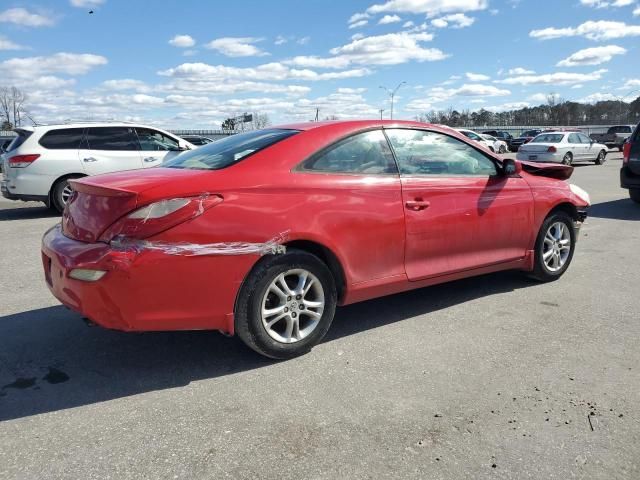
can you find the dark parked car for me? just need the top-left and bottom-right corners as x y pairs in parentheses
(591, 125), (634, 151)
(621, 124), (640, 203)
(180, 135), (214, 146)
(510, 129), (544, 152)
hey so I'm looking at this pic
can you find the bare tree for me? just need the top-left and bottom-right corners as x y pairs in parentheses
(0, 86), (28, 128)
(250, 112), (271, 130)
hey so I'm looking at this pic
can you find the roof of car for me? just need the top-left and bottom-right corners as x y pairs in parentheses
(275, 119), (441, 131)
(19, 122), (168, 132)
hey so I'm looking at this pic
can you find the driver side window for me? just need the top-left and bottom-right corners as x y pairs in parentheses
(300, 130), (398, 174)
(136, 128), (179, 151)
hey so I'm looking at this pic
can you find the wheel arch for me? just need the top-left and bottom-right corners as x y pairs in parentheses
(49, 173), (86, 205)
(548, 201), (579, 222)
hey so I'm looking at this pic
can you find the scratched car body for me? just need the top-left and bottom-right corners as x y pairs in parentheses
(42, 120), (591, 358)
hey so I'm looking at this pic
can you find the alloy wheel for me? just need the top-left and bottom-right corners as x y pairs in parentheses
(61, 184), (73, 205)
(260, 269), (325, 344)
(542, 222), (571, 272)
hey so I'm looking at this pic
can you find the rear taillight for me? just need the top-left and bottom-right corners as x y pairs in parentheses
(547, 146), (557, 153)
(623, 142), (631, 164)
(9, 154), (40, 168)
(99, 195), (223, 242)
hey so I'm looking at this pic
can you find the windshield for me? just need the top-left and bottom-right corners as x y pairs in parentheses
(609, 126), (632, 134)
(522, 130), (540, 137)
(6, 130), (32, 152)
(165, 129), (299, 170)
(531, 134), (564, 143)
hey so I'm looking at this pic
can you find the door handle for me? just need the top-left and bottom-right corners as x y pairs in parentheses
(83, 157), (97, 163)
(143, 157), (158, 162)
(405, 199), (430, 211)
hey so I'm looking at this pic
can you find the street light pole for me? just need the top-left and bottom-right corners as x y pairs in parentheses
(379, 81), (406, 120)
(379, 109), (385, 120)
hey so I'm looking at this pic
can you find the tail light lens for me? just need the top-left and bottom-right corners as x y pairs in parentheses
(99, 195), (223, 242)
(623, 142), (631, 164)
(9, 154), (40, 168)
(547, 146), (557, 153)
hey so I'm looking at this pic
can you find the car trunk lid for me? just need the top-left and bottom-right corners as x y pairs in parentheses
(519, 143), (554, 153)
(520, 161), (573, 180)
(62, 167), (212, 243)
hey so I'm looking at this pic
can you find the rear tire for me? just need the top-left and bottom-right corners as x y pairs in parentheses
(51, 176), (81, 213)
(595, 150), (606, 165)
(528, 211), (576, 282)
(630, 189), (640, 204)
(562, 152), (573, 165)
(235, 249), (337, 359)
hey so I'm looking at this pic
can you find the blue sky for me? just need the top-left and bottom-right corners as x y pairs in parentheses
(1, 0), (639, 128)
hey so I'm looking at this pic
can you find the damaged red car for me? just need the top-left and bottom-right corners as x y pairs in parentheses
(42, 121), (590, 358)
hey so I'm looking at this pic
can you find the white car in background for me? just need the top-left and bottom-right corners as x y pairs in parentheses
(480, 134), (508, 154)
(516, 131), (607, 166)
(455, 128), (496, 152)
(1, 122), (194, 212)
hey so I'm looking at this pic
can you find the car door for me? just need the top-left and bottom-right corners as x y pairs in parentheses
(81, 127), (143, 175)
(578, 133), (596, 160)
(135, 128), (183, 167)
(384, 128), (534, 281)
(566, 133), (584, 161)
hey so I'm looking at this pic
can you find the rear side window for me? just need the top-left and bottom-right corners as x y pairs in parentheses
(299, 130), (397, 174)
(532, 134), (564, 143)
(165, 128), (298, 170)
(39, 128), (85, 149)
(386, 129), (497, 176)
(85, 127), (139, 151)
(6, 130), (32, 152)
(568, 133), (581, 144)
(136, 128), (179, 151)
(611, 126), (632, 134)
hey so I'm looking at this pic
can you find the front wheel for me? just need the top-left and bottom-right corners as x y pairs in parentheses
(595, 150), (606, 165)
(235, 249), (337, 359)
(562, 152), (573, 165)
(528, 211), (576, 282)
(499, 145), (507, 154)
(630, 189), (640, 204)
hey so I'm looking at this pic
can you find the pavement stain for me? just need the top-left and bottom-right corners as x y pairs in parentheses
(0, 366), (70, 396)
(43, 367), (70, 384)
(1, 377), (37, 390)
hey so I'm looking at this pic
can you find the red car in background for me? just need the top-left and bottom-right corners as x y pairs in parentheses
(42, 121), (591, 359)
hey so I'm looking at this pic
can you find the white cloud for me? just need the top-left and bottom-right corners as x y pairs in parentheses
(70, 0), (105, 7)
(634, 6), (640, 15)
(287, 56), (351, 69)
(403, 20), (415, 27)
(0, 53), (107, 79)
(530, 20), (640, 41)
(579, 92), (618, 102)
(329, 32), (446, 65)
(349, 12), (370, 23)
(406, 83), (510, 110)
(466, 72), (490, 81)
(169, 35), (195, 48)
(528, 93), (560, 103)
(205, 37), (269, 57)
(349, 20), (369, 28)
(297, 36), (310, 45)
(274, 35), (287, 45)
(379, 14), (402, 24)
(366, 0), (488, 17)
(484, 102), (530, 112)
(498, 69), (608, 86)
(508, 67), (535, 75)
(619, 79), (640, 89)
(102, 79), (151, 92)
(580, 0), (633, 7)
(431, 13), (475, 28)
(571, 84), (584, 89)
(0, 7), (55, 27)
(0, 36), (26, 50)
(556, 45), (626, 66)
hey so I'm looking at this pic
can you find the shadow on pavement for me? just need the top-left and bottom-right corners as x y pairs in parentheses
(0, 206), (59, 221)
(0, 271), (532, 421)
(588, 198), (640, 221)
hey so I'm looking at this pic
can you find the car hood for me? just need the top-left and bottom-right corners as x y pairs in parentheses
(520, 160), (573, 180)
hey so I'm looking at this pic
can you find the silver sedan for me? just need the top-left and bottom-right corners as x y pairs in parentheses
(516, 131), (607, 165)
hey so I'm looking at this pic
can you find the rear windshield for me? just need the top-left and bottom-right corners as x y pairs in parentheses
(609, 126), (632, 134)
(165, 129), (299, 170)
(522, 130), (541, 137)
(531, 134), (564, 143)
(6, 130), (32, 152)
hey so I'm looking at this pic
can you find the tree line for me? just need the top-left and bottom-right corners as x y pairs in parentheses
(415, 94), (640, 127)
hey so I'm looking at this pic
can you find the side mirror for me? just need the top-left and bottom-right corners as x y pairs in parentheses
(503, 158), (522, 176)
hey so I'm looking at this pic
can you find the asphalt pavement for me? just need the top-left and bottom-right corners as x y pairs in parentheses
(0, 152), (638, 479)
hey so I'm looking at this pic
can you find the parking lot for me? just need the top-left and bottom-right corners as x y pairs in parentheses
(0, 152), (638, 479)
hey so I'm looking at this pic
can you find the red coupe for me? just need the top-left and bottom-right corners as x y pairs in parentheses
(42, 121), (590, 358)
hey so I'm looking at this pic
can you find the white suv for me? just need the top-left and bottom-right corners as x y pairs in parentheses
(1, 122), (195, 212)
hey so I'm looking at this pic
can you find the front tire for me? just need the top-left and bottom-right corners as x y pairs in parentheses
(595, 150), (606, 165)
(630, 189), (640, 204)
(235, 249), (337, 359)
(562, 152), (573, 165)
(529, 211), (576, 282)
